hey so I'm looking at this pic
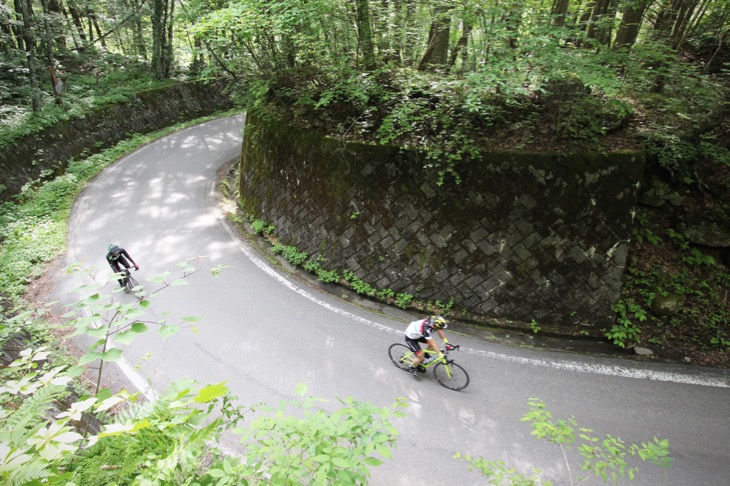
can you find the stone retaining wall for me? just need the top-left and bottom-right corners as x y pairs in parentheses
(239, 111), (645, 328)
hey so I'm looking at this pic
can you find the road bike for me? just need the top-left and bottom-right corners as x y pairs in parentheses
(388, 343), (470, 391)
(121, 267), (140, 293)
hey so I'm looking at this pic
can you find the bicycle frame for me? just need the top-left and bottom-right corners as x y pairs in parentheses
(403, 347), (452, 370)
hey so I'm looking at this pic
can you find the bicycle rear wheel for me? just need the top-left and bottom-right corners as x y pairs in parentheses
(433, 361), (470, 391)
(388, 343), (414, 371)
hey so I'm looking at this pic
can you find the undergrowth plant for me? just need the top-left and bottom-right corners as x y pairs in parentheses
(607, 299), (645, 348)
(457, 399), (672, 485)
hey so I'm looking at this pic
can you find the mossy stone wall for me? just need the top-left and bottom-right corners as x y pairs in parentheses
(0, 79), (233, 199)
(239, 110), (645, 328)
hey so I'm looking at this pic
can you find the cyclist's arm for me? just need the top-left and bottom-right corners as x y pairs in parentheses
(121, 249), (139, 269)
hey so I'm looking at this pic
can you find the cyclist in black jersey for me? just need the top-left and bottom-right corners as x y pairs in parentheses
(106, 243), (139, 287)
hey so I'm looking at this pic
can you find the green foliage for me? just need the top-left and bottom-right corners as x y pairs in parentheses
(455, 453), (542, 485)
(303, 257), (341, 284)
(607, 299), (645, 348)
(426, 298), (455, 315)
(71, 382), (244, 485)
(459, 399), (672, 485)
(530, 319), (541, 334)
(251, 219), (275, 235)
(343, 270), (377, 297)
(271, 243), (308, 266)
(632, 214), (662, 246)
(228, 383), (406, 485)
(395, 292), (414, 309)
(618, 215), (730, 355)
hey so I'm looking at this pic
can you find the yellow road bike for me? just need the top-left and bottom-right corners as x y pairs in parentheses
(388, 343), (470, 391)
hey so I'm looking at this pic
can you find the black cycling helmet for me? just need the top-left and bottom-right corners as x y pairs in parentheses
(108, 243), (120, 253)
(430, 315), (448, 329)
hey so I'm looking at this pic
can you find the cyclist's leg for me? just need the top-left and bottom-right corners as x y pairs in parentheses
(111, 263), (124, 287)
(411, 337), (430, 367)
(405, 337), (427, 371)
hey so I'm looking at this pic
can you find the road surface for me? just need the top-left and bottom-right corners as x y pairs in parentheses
(52, 114), (730, 485)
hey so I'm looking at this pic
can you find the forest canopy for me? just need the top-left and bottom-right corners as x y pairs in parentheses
(1, 0), (728, 183)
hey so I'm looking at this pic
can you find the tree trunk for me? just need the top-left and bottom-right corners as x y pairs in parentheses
(671, 0), (706, 49)
(66, 0), (87, 43)
(354, 0), (376, 71)
(40, 0), (63, 105)
(12, 0), (27, 52)
(403, 0), (417, 65)
(613, 0), (650, 49)
(132, 0), (147, 58)
(1, 5), (20, 53)
(586, 0), (614, 45)
(152, 0), (175, 78)
(88, 8), (106, 48)
(449, 21), (472, 71)
(551, 0), (571, 26)
(19, 0), (41, 112)
(418, 5), (452, 71)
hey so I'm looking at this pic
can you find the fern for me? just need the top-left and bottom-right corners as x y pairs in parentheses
(5, 458), (52, 486)
(1, 384), (67, 446)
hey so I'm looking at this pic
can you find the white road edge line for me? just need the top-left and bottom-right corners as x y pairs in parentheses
(214, 189), (729, 390)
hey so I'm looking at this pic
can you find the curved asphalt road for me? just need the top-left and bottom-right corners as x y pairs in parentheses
(54, 114), (729, 485)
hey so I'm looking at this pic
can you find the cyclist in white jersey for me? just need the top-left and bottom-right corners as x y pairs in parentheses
(404, 316), (454, 376)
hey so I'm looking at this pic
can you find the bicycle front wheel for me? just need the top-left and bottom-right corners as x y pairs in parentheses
(126, 274), (140, 291)
(388, 343), (414, 371)
(433, 361), (470, 391)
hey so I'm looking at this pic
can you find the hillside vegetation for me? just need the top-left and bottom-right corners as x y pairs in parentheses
(1, 1), (728, 364)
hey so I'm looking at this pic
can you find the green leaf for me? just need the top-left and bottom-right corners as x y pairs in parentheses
(101, 348), (123, 361)
(114, 329), (137, 345)
(194, 382), (229, 403)
(363, 457), (383, 466)
(294, 382), (308, 397)
(66, 366), (84, 377)
(131, 322), (149, 333)
(170, 279), (189, 286)
(332, 456), (350, 468)
(159, 324), (181, 339)
(375, 443), (392, 459)
(78, 351), (102, 366)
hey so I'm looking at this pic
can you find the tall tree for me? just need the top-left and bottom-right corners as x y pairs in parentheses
(40, 0), (63, 105)
(66, 0), (88, 44)
(613, 0), (651, 49)
(551, 0), (571, 26)
(585, 0), (617, 46)
(418, 3), (452, 71)
(151, 0), (175, 78)
(18, 0), (41, 111)
(354, 0), (376, 71)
